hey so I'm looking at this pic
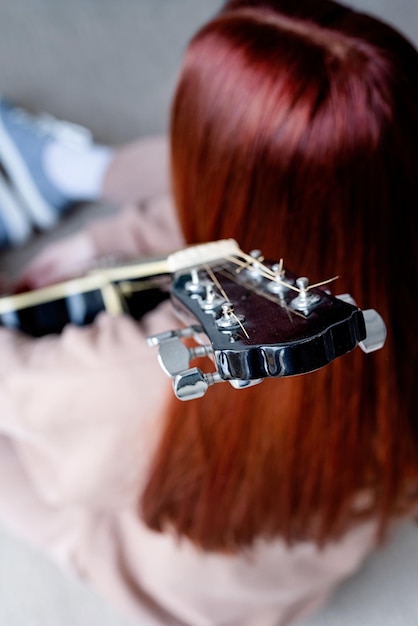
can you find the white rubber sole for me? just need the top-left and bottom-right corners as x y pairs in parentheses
(0, 170), (32, 245)
(0, 105), (58, 230)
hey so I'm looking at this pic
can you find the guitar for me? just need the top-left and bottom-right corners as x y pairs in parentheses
(0, 239), (386, 399)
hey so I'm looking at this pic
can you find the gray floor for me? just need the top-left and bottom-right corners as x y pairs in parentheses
(0, 1), (417, 625)
(0, 0), (223, 144)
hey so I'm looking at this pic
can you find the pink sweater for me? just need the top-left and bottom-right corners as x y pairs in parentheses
(0, 194), (377, 626)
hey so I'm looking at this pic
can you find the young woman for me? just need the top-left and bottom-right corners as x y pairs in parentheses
(0, 1), (417, 625)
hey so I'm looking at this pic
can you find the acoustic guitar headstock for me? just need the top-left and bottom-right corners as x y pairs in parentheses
(148, 243), (386, 400)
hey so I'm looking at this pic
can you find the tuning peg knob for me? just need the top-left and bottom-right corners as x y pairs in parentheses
(157, 337), (192, 376)
(335, 295), (387, 353)
(185, 269), (206, 295)
(215, 302), (245, 330)
(198, 283), (225, 311)
(267, 262), (292, 296)
(174, 367), (222, 400)
(147, 325), (202, 347)
(156, 336), (212, 376)
(359, 309), (387, 353)
(290, 277), (320, 313)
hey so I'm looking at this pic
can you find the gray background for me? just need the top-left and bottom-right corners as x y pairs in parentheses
(0, 1), (417, 625)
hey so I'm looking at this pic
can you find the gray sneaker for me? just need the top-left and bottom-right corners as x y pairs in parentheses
(0, 169), (32, 248)
(0, 99), (92, 230)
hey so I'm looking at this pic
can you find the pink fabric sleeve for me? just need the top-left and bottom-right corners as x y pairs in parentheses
(0, 305), (176, 509)
(86, 195), (184, 260)
(102, 135), (171, 206)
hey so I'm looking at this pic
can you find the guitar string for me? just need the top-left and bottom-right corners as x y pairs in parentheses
(217, 266), (307, 321)
(305, 276), (340, 290)
(197, 254), (306, 331)
(227, 250), (339, 294)
(227, 252), (302, 294)
(204, 264), (250, 339)
(233, 255), (265, 273)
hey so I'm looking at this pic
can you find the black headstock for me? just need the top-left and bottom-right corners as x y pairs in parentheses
(148, 246), (386, 400)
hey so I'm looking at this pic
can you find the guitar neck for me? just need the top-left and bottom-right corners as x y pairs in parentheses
(0, 256), (170, 315)
(0, 239), (240, 315)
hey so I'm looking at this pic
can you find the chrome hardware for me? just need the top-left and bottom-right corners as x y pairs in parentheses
(174, 367), (223, 400)
(147, 325), (202, 347)
(148, 326), (220, 400)
(148, 323), (260, 400)
(290, 277), (320, 313)
(148, 326), (212, 377)
(336, 294), (387, 353)
(156, 336), (212, 377)
(198, 283), (225, 311)
(267, 263), (292, 296)
(359, 309), (387, 353)
(185, 268), (206, 295)
(243, 249), (264, 282)
(229, 378), (263, 390)
(174, 368), (264, 400)
(215, 302), (245, 330)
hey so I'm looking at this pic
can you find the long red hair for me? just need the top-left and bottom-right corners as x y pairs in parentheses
(142, 0), (418, 551)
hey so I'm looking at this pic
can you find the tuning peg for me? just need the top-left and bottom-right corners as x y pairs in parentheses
(148, 325), (214, 379)
(185, 268), (207, 295)
(290, 277), (320, 313)
(174, 367), (264, 399)
(155, 336), (212, 377)
(174, 367), (223, 400)
(243, 249), (265, 282)
(215, 302), (245, 330)
(198, 282), (226, 311)
(157, 337), (191, 376)
(147, 325), (202, 347)
(267, 262), (292, 296)
(335, 294), (387, 353)
(358, 309), (387, 353)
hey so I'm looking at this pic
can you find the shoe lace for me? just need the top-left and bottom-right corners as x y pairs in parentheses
(12, 106), (93, 150)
